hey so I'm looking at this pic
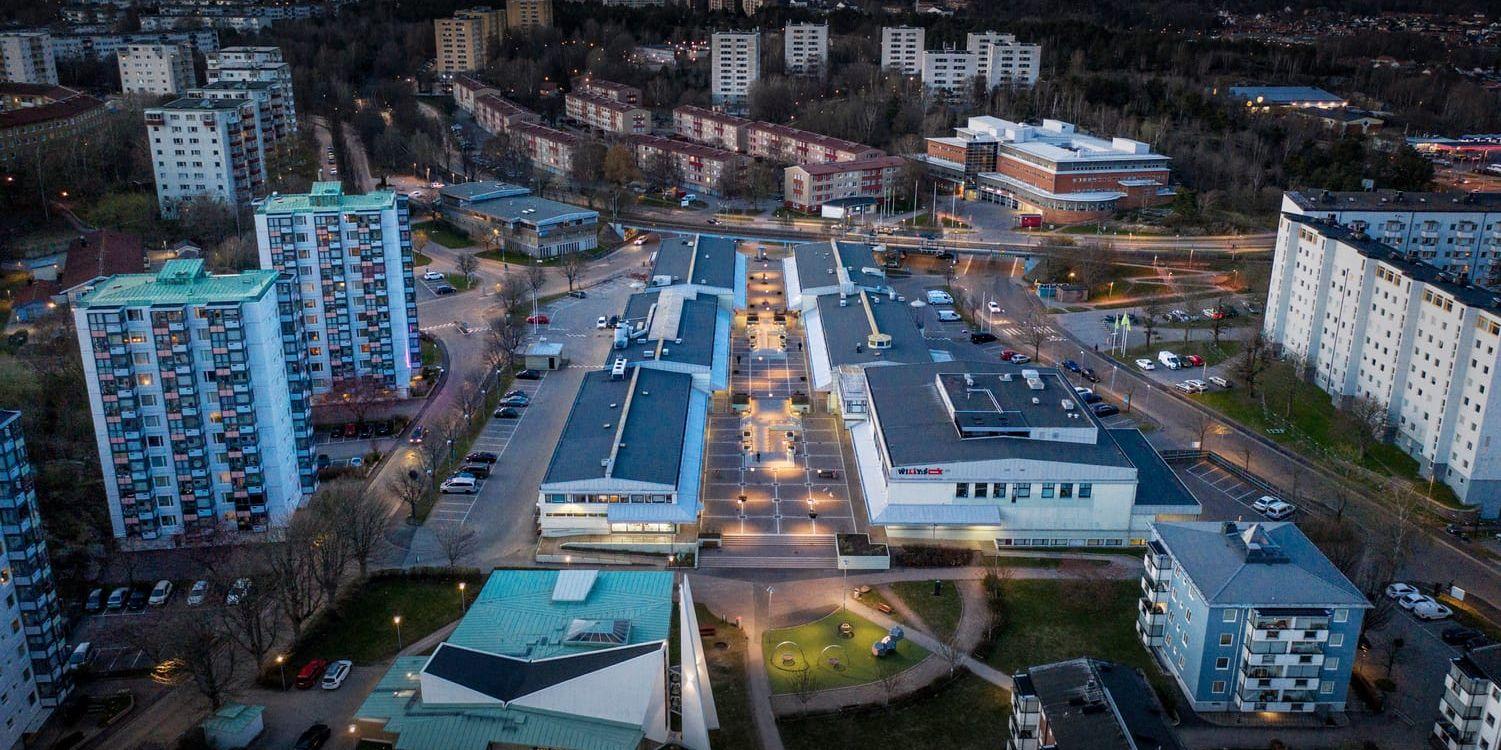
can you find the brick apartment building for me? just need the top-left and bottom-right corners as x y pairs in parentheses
(747, 122), (885, 165)
(784, 155), (906, 213)
(672, 104), (751, 153)
(564, 91), (650, 135)
(629, 135), (748, 196)
(571, 76), (642, 105)
(512, 121), (580, 176)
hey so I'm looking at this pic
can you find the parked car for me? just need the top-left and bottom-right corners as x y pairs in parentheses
(969, 331), (997, 344)
(1008, 353), (1031, 364)
(1179, 379), (1206, 393)
(434, 285), (457, 295)
(341, 423), (358, 438)
(1183, 354), (1205, 367)
(441, 476), (478, 494)
(85, 588), (104, 613)
(515, 369), (541, 380)
(526, 314), (550, 324)
(1414, 600), (1454, 621)
(1385, 582), (1420, 600)
(315, 454), (332, 470)
(459, 462), (492, 479)
(408, 426), (426, 444)
(493, 407), (520, 419)
(1261, 500), (1296, 520)
(1158, 351), (1182, 370)
(1208, 376), (1232, 388)
(597, 316), (609, 329)
(986, 301), (1002, 314)
(295, 658), (329, 689)
(421, 270), (444, 281)
(67, 642), (93, 673)
(1443, 626), (1482, 645)
(126, 587), (149, 611)
(1080, 368), (1100, 383)
(1397, 592), (1432, 611)
(226, 578), (251, 606)
(816, 469), (840, 480)
(374, 419), (395, 436)
(465, 451), (499, 464)
(936, 310), (962, 322)
(925, 290), (954, 305)
(106, 587), (129, 611)
(499, 393), (530, 407)
(1072, 387), (1102, 404)
(1134, 358), (1155, 371)
(1061, 360), (1082, 373)
(295, 724), (332, 750)
(358, 422), (375, 439)
(186, 580), (209, 606)
(1000, 349), (1019, 360)
(321, 660), (353, 690)
(1445, 523), (1469, 540)
(1091, 402), (1120, 417)
(148, 579), (174, 606)
(568, 289), (587, 298)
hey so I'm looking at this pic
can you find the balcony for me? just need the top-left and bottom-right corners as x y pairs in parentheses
(1141, 576), (1170, 604)
(1435, 717), (1477, 748)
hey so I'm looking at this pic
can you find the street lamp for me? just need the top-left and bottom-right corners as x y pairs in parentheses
(275, 655), (287, 690)
(458, 582), (467, 615)
(393, 615), (404, 651)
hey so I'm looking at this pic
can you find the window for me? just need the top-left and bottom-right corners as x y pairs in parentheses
(1330, 634), (1343, 647)
(1041, 483), (1055, 498)
(1013, 484), (1031, 498)
(954, 483), (969, 498)
(1320, 680), (1334, 695)
(1325, 657), (1340, 671)
(1334, 609), (1348, 623)
(1223, 610), (1237, 622)
(974, 483), (987, 499)
(1059, 483), (1073, 498)
(992, 483), (1005, 498)
(1215, 657), (1229, 670)
(1211, 680), (1226, 694)
(1078, 483), (1092, 498)
(1219, 633), (1233, 646)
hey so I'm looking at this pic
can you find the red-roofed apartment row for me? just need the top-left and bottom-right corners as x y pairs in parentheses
(784, 155), (907, 213)
(0, 83), (108, 166)
(627, 135), (748, 196)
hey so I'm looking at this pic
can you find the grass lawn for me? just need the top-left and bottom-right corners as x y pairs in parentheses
(293, 573), (483, 665)
(763, 610), (928, 694)
(413, 252), (432, 267)
(986, 579), (1163, 692)
(698, 605), (757, 750)
(779, 672), (1009, 749)
(443, 273), (477, 291)
(889, 580), (962, 639)
(414, 220), (472, 249)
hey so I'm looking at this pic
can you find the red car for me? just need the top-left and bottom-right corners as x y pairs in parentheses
(295, 658), (329, 689)
(526, 314), (550, 325)
(999, 349), (1019, 361)
(1184, 354), (1205, 367)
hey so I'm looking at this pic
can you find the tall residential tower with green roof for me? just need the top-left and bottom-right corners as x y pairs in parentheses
(255, 183), (420, 398)
(72, 259), (315, 542)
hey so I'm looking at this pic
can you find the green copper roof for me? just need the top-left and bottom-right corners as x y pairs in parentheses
(356, 658), (645, 750)
(256, 182), (398, 213)
(77, 259), (278, 308)
(446, 570), (672, 659)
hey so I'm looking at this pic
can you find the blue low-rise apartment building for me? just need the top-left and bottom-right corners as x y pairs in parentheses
(1139, 521), (1370, 713)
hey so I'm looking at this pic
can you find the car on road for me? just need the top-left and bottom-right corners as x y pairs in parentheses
(515, 369), (541, 380)
(1081, 368), (1100, 383)
(936, 310), (961, 322)
(1061, 360), (1081, 373)
(434, 285), (457, 295)
(465, 451), (498, 464)
(441, 476), (478, 494)
(1443, 626), (1482, 645)
(1397, 592), (1432, 611)
(295, 658), (329, 689)
(493, 406), (520, 419)
(321, 660), (353, 690)
(1414, 600), (1454, 620)
(705, 218), (719, 225)
(126, 587), (149, 611)
(226, 578), (251, 605)
(1183, 354), (1205, 367)
(1208, 376), (1231, 389)
(454, 320), (472, 335)
(969, 331), (997, 344)
(295, 724), (332, 750)
(1091, 402), (1119, 417)
(187, 580), (209, 606)
(1385, 582), (1420, 600)
(148, 580), (173, 606)
(85, 588), (104, 613)
(421, 270), (444, 281)
(1445, 523), (1469, 540)
(987, 301), (1002, 314)
(1134, 358), (1155, 371)
(568, 290), (587, 298)
(106, 587), (129, 611)
(597, 316), (609, 329)
(526, 314), (550, 325)
(408, 426), (426, 444)
(1008, 353), (1030, 364)
(499, 393), (530, 407)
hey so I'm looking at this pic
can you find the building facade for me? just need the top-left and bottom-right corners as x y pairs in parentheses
(435, 15), (487, 76)
(505, 0), (552, 30)
(254, 183), (420, 398)
(966, 31), (1040, 88)
(746, 122), (884, 165)
(0, 411), (70, 722)
(49, 30), (220, 61)
(1433, 645), (1501, 750)
(711, 31), (759, 112)
(0, 83), (107, 166)
(204, 46), (297, 137)
(1281, 190), (1501, 288)
(921, 49), (976, 96)
(571, 76), (642, 105)
(145, 97), (266, 217)
(564, 91), (650, 135)
(1140, 521), (1369, 713)
(438, 182), (599, 258)
(511, 121), (580, 176)
(783, 155), (906, 213)
(783, 23), (828, 76)
(187, 80), (283, 148)
(0, 32), (57, 86)
(630, 135), (747, 197)
(73, 260), (314, 543)
(472, 92), (539, 134)
(673, 104), (750, 152)
(1262, 212), (1501, 516)
(118, 43), (196, 96)
(880, 26), (924, 75)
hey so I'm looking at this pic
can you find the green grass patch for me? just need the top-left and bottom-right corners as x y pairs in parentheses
(413, 252), (432, 267)
(698, 605), (757, 750)
(443, 273), (477, 291)
(763, 610), (928, 694)
(986, 579), (1163, 692)
(414, 220), (472, 249)
(779, 672), (1009, 749)
(420, 338), (440, 369)
(889, 580), (962, 640)
(292, 573), (483, 664)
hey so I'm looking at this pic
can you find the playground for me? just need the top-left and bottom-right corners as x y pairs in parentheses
(761, 609), (928, 694)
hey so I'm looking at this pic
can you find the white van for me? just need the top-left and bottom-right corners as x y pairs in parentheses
(926, 290), (954, 305)
(440, 475), (478, 494)
(1158, 351), (1181, 370)
(936, 310), (961, 322)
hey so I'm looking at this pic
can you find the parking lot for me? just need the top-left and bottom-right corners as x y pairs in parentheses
(414, 267), (463, 300)
(427, 373), (548, 526)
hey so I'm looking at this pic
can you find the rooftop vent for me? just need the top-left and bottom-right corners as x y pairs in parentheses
(963, 374), (974, 387)
(1061, 399), (1075, 410)
(1000, 373), (1013, 382)
(1031, 397), (1040, 405)
(1026, 377), (1045, 390)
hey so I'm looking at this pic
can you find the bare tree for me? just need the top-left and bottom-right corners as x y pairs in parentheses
(456, 252), (479, 285)
(935, 627), (966, 677)
(560, 252), (588, 291)
(1233, 330), (1274, 396)
(326, 375), (391, 426)
(792, 668), (816, 715)
(1192, 411), (1217, 451)
(320, 479), (388, 578)
(525, 263), (548, 303)
(148, 609), (242, 710)
(496, 274), (529, 314)
(1209, 297), (1230, 347)
(300, 495), (353, 605)
(485, 313), (526, 375)
(1020, 309), (1049, 362)
(1340, 396), (1389, 463)
(435, 522), (479, 568)
(217, 581), (282, 670)
(1139, 301), (1165, 349)
(390, 464), (431, 522)
(265, 531), (323, 640)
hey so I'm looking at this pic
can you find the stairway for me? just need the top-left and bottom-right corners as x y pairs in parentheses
(699, 533), (838, 569)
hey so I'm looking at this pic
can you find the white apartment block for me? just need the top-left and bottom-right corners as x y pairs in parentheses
(435, 15), (487, 74)
(711, 31), (759, 112)
(145, 97), (266, 218)
(1283, 190), (1501, 288)
(783, 23), (828, 76)
(1263, 211), (1501, 517)
(922, 49), (977, 96)
(204, 46), (297, 137)
(0, 32), (57, 85)
(966, 31), (1040, 87)
(880, 26), (924, 76)
(118, 43), (196, 96)
(1434, 645), (1501, 750)
(254, 183), (420, 399)
(73, 259), (315, 543)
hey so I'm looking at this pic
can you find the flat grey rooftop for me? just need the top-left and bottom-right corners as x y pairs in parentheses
(461, 193), (598, 226)
(542, 367), (693, 487)
(1153, 521), (1370, 608)
(816, 292), (929, 368)
(1108, 429), (1200, 508)
(621, 291), (659, 328)
(1286, 189), (1501, 214)
(793, 240), (888, 292)
(620, 292), (720, 368)
(1020, 658), (1184, 750)
(439, 180), (531, 203)
(865, 361), (1133, 468)
(652, 234), (737, 290)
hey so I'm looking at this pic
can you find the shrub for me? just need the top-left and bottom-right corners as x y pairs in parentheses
(893, 544), (974, 568)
